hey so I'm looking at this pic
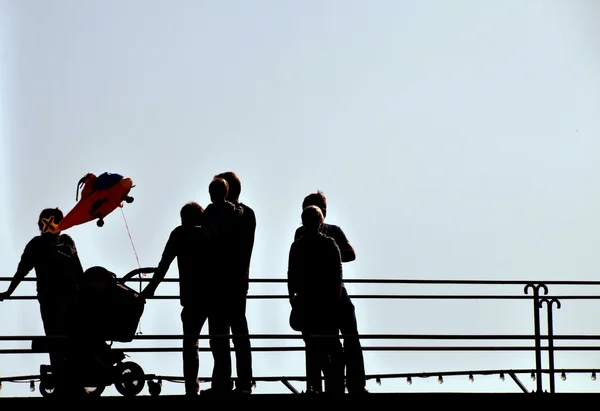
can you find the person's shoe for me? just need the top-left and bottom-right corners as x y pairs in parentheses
(232, 387), (252, 396)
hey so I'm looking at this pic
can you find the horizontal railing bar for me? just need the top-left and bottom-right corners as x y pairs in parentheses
(5, 277), (600, 286)
(4, 333), (600, 341)
(4, 346), (600, 354)
(4, 294), (600, 300)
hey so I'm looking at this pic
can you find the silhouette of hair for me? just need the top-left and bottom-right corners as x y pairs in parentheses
(37, 208), (63, 232)
(302, 190), (327, 218)
(214, 171), (241, 202)
(301, 205), (324, 232)
(180, 202), (204, 226)
(209, 178), (229, 203)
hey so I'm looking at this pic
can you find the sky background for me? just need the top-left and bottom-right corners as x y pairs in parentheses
(1, 0), (600, 397)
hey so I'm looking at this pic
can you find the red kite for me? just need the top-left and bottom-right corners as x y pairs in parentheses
(55, 172), (135, 232)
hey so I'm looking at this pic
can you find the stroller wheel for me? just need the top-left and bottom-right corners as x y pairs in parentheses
(114, 361), (145, 397)
(39, 380), (56, 397)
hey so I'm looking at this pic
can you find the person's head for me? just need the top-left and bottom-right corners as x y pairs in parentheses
(38, 207), (63, 234)
(214, 171), (241, 203)
(301, 205), (324, 233)
(302, 190), (327, 218)
(180, 202), (204, 226)
(209, 178), (229, 203)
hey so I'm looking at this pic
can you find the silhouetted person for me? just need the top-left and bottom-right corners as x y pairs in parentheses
(204, 171), (255, 395)
(204, 177), (243, 238)
(288, 205), (345, 395)
(200, 176), (246, 394)
(0, 207), (84, 397)
(141, 202), (214, 396)
(294, 190), (367, 394)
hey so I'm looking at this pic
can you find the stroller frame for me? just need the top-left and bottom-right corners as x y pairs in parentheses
(35, 267), (156, 397)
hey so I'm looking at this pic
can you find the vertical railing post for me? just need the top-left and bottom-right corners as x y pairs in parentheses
(540, 297), (561, 393)
(524, 283), (548, 393)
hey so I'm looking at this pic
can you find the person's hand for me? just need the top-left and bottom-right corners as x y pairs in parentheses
(139, 287), (154, 301)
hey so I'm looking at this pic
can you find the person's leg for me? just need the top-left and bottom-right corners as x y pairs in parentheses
(229, 291), (253, 392)
(207, 303), (232, 393)
(339, 287), (367, 393)
(39, 298), (72, 397)
(181, 305), (206, 395)
(313, 317), (344, 395)
(323, 333), (346, 395)
(303, 334), (322, 394)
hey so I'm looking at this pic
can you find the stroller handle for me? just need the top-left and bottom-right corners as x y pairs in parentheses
(121, 267), (159, 282)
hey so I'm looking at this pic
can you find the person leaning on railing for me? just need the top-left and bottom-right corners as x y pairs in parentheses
(0, 207), (85, 397)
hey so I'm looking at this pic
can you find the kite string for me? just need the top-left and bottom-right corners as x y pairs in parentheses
(120, 207), (142, 270)
(120, 207), (144, 336)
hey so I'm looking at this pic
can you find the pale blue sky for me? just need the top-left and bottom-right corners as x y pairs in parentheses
(1, 0), (599, 397)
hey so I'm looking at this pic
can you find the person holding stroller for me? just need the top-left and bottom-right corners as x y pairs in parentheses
(0, 207), (85, 397)
(141, 201), (215, 396)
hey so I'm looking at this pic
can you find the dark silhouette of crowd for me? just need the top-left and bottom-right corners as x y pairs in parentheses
(0, 171), (366, 397)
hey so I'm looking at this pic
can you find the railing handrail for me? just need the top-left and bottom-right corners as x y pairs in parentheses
(4, 276), (600, 286)
(0, 276), (597, 396)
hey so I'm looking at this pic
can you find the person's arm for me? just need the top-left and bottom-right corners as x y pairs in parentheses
(240, 208), (256, 281)
(329, 239), (343, 297)
(287, 242), (300, 304)
(141, 228), (179, 298)
(331, 226), (356, 263)
(0, 239), (37, 300)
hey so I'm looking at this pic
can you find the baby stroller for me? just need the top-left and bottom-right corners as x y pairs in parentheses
(36, 266), (156, 397)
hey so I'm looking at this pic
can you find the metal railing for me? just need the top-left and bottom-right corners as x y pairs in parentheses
(1, 272), (600, 396)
